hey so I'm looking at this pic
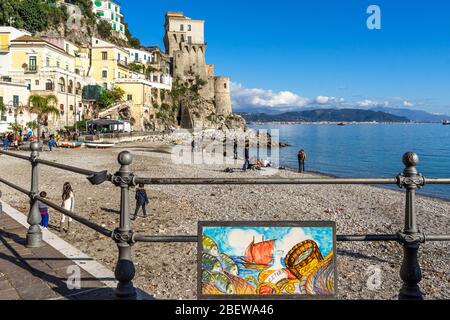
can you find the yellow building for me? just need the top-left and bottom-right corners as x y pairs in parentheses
(90, 37), (132, 90)
(8, 35), (94, 130)
(115, 78), (156, 131)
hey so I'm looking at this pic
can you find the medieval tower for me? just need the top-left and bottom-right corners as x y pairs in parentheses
(164, 12), (232, 127)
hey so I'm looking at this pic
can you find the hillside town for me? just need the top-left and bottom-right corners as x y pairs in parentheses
(0, 1), (244, 137)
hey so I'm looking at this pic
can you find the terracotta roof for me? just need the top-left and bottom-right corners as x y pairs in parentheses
(10, 35), (68, 54)
(10, 35), (46, 43)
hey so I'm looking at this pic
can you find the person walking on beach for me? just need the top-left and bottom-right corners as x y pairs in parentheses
(298, 149), (307, 173)
(233, 138), (238, 159)
(60, 182), (74, 232)
(38, 192), (50, 228)
(243, 143), (250, 172)
(133, 184), (149, 220)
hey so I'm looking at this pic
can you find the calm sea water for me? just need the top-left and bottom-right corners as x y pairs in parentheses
(249, 123), (450, 201)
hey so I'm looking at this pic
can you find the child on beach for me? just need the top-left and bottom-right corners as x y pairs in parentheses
(38, 192), (49, 228)
(60, 182), (74, 232)
(133, 184), (149, 220)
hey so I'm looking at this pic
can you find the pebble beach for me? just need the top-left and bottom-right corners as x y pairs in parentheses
(0, 139), (449, 300)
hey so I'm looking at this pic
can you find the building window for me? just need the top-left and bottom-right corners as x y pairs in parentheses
(102, 51), (108, 60)
(76, 82), (81, 95)
(135, 52), (138, 60)
(29, 56), (37, 71)
(70, 105), (74, 111)
(102, 70), (108, 78)
(180, 24), (184, 31)
(66, 44), (69, 52)
(224, 83), (227, 89)
(103, 83), (108, 89)
(127, 94), (132, 101)
(75, 68), (80, 75)
(13, 95), (19, 107)
(187, 36), (192, 44)
(46, 79), (53, 91)
(153, 75), (158, 82)
(68, 80), (73, 94)
(35, 80), (39, 86)
(46, 57), (50, 67)
(188, 25), (191, 31)
(58, 77), (65, 93)
(57, 61), (60, 68)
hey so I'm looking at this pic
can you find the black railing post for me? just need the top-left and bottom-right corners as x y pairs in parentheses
(397, 152), (424, 300)
(112, 151), (137, 300)
(26, 141), (42, 248)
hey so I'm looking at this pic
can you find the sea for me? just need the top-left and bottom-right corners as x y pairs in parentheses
(248, 123), (450, 201)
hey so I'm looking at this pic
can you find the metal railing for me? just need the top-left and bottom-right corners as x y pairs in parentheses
(0, 143), (449, 300)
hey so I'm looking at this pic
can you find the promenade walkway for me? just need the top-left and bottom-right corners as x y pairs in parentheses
(0, 201), (118, 300)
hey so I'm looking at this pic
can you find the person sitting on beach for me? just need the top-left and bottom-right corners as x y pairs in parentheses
(38, 192), (49, 228)
(133, 184), (149, 220)
(262, 158), (272, 168)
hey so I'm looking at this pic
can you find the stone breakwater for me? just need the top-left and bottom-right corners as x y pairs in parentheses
(0, 141), (448, 300)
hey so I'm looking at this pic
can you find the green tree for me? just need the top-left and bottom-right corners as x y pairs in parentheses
(8, 122), (23, 134)
(128, 62), (143, 73)
(19, 0), (49, 34)
(28, 94), (59, 140)
(97, 19), (112, 39)
(0, 0), (23, 28)
(169, 75), (208, 126)
(97, 86), (125, 109)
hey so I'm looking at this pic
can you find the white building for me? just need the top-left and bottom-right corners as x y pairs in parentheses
(0, 79), (33, 133)
(91, 0), (126, 38)
(126, 48), (156, 65)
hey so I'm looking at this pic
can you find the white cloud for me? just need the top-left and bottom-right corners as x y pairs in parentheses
(231, 82), (310, 109)
(314, 96), (344, 105)
(403, 100), (414, 107)
(231, 82), (418, 112)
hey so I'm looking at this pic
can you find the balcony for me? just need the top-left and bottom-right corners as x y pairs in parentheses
(117, 59), (129, 68)
(25, 67), (38, 74)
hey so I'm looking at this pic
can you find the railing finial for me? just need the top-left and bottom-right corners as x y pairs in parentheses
(402, 152), (419, 176)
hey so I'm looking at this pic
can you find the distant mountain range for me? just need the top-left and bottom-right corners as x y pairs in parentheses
(238, 109), (410, 123)
(370, 107), (449, 123)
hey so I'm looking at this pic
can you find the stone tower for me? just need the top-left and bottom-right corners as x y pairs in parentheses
(164, 12), (232, 121)
(214, 77), (232, 117)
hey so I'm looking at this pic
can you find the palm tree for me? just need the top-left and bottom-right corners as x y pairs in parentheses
(28, 94), (59, 140)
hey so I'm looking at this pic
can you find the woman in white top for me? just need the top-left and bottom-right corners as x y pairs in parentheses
(60, 182), (75, 232)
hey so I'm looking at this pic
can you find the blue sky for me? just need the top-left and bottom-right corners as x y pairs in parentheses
(121, 1), (450, 114)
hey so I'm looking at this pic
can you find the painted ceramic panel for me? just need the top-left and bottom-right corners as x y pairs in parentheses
(198, 221), (336, 299)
